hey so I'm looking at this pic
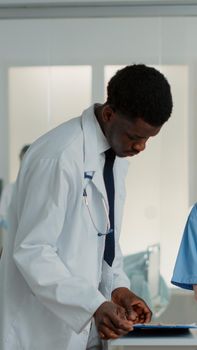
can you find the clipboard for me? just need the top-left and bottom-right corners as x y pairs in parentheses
(126, 323), (197, 337)
(134, 323), (197, 329)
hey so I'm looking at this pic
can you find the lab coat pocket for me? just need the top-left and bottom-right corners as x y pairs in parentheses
(10, 292), (71, 350)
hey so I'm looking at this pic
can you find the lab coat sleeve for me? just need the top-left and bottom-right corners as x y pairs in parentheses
(13, 158), (106, 334)
(112, 240), (131, 291)
(171, 203), (197, 290)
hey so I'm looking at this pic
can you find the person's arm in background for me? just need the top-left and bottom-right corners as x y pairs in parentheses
(171, 204), (197, 295)
(0, 186), (9, 229)
(0, 183), (15, 257)
(0, 183), (14, 230)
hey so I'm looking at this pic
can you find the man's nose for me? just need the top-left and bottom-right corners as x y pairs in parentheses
(133, 140), (146, 152)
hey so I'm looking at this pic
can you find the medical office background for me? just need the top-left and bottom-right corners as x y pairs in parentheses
(0, 0), (197, 318)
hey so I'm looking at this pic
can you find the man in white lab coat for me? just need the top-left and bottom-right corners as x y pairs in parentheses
(0, 64), (173, 350)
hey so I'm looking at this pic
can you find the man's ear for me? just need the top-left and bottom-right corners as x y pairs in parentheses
(102, 105), (115, 123)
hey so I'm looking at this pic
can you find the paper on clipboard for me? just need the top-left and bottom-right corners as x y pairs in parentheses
(133, 323), (197, 329)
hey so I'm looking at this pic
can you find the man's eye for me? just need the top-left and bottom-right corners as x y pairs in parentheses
(129, 136), (138, 141)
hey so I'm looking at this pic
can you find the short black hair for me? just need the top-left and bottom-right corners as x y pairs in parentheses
(19, 144), (30, 161)
(107, 64), (173, 127)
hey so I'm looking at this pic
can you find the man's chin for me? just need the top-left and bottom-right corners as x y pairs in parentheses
(119, 151), (138, 157)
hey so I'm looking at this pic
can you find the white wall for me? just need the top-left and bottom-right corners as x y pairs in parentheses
(0, 16), (197, 285)
(8, 65), (92, 181)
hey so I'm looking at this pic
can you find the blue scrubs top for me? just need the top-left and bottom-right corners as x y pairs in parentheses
(171, 203), (197, 290)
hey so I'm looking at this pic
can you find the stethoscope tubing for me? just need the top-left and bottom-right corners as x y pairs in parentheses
(83, 172), (111, 236)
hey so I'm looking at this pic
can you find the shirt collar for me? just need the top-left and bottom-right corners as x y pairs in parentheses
(93, 104), (110, 155)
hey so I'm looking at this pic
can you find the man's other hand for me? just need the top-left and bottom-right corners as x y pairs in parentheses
(94, 301), (133, 340)
(112, 287), (152, 324)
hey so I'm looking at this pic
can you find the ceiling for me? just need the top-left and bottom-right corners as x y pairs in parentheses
(0, 0), (197, 18)
(0, 0), (197, 5)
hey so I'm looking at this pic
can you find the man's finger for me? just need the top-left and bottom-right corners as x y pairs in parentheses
(110, 312), (133, 331)
(98, 325), (121, 340)
(125, 308), (139, 322)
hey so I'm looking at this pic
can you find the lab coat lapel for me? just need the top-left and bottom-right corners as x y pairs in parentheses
(114, 156), (129, 187)
(81, 105), (108, 203)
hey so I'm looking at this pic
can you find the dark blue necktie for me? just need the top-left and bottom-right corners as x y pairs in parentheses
(103, 148), (116, 266)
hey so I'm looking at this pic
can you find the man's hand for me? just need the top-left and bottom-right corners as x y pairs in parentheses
(94, 301), (133, 340)
(112, 287), (152, 324)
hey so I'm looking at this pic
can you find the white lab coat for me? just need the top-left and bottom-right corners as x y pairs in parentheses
(0, 105), (130, 350)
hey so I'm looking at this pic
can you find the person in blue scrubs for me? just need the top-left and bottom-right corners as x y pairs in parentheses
(171, 203), (197, 296)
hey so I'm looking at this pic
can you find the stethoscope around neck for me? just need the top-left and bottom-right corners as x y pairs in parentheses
(83, 171), (113, 237)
